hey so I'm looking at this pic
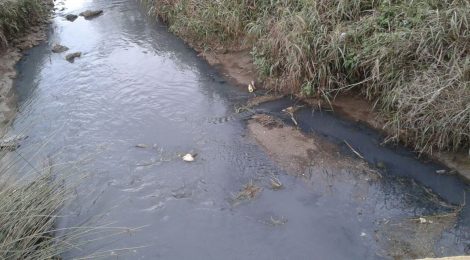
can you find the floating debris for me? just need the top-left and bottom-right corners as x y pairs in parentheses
(65, 14), (78, 22)
(51, 44), (69, 53)
(418, 217), (433, 224)
(182, 153), (196, 162)
(435, 169), (457, 176)
(79, 10), (103, 19)
(268, 216), (287, 226)
(282, 106), (296, 114)
(248, 81), (255, 93)
(344, 140), (365, 160)
(270, 177), (283, 190)
(65, 52), (81, 63)
(282, 106), (298, 126)
(235, 181), (261, 201)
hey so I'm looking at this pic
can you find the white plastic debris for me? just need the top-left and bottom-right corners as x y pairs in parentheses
(270, 177), (283, 190)
(418, 217), (433, 224)
(248, 81), (255, 93)
(182, 153), (195, 162)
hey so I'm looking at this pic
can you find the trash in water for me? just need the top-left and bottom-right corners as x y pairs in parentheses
(182, 153), (196, 162)
(248, 81), (256, 93)
(282, 106), (298, 126)
(268, 216), (287, 226)
(418, 217), (433, 224)
(270, 177), (283, 190)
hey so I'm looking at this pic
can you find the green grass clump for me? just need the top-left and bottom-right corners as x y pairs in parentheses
(0, 163), (72, 259)
(0, 0), (50, 49)
(144, 0), (470, 154)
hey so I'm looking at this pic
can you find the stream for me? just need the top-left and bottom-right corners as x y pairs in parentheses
(5, 0), (470, 259)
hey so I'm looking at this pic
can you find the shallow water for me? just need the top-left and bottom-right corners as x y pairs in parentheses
(6, 0), (469, 259)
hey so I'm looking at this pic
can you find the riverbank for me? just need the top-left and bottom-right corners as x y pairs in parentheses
(0, 0), (65, 258)
(0, 0), (52, 136)
(142, 0), (470, 181)
(201, 48), (470, 182)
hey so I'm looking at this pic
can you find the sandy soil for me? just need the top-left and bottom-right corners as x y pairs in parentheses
(247, 114), (379, 180)
(199, 48), (257, 88)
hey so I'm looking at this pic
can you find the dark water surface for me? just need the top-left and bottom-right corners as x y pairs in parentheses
(7, 0), (469, 259)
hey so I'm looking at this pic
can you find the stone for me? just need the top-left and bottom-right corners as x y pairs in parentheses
(79, 10), (103, 19)
(51, 44), (69, 53)
(65, 52), (81, 63)
(65, 14), (78, 22)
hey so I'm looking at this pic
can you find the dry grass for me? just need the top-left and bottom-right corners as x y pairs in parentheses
(0, 151), (143, 259)
(0, 0), (51, 50)
(0, 155), (72, 259)
(143, 0), (470, 154)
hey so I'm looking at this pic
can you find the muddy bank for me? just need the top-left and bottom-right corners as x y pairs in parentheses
(0, 26), (49, 136)
(0, 2), (52, 136)
(0, 51), (20, 136)
(196, 48), (470, 182)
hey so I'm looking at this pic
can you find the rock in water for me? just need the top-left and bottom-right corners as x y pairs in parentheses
(65, 14), (78, 22)
(79, 10), (103, 19)
(65, 52), (81, 63)
(51, 44), (69, 53)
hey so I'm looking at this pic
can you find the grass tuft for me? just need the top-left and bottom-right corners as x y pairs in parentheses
(0, 159), (72, 259)
(0, 0), (50, 50)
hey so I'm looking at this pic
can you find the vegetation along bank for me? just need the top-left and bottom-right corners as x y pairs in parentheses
(142, 0), (470, 159)
(0, 0), (53, 132)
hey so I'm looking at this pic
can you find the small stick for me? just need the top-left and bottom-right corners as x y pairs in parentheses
(344, 140), (364, 159)
(290, 115), (298, 126)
